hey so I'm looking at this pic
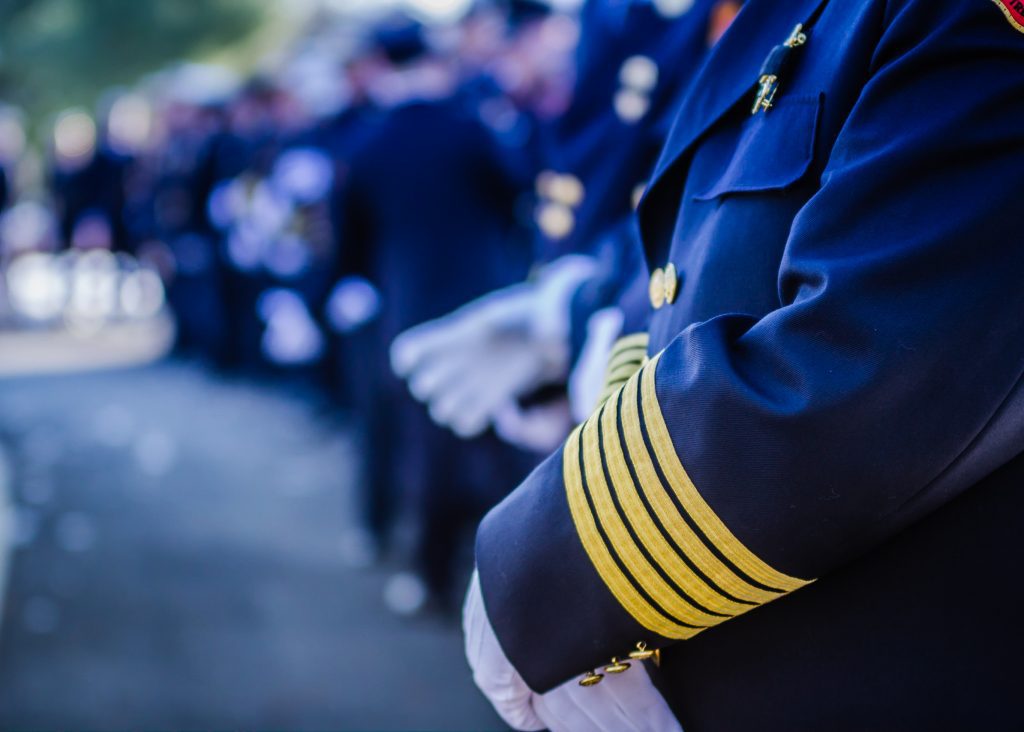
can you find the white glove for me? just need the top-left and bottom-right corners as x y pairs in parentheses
(493, 398), (574, 453)
(532, 662), (683, 732)
(423, 329), (566, 438)
(391, 283), (536, 377)
(463, 571), (545, 731)
(391, 256), (598, 438)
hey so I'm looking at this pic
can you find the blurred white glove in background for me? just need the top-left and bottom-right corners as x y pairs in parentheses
(493, 398), (574, 454)
(391, 255), (597, 438)
(463, 571), (545, 731)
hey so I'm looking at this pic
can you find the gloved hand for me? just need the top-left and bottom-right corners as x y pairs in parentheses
(493, 398), (574, 454)
(391, 255), (598, 438)
(463, 571), (545, 731)
(465, 568), (682, 732)
(532, 661), (683, 732)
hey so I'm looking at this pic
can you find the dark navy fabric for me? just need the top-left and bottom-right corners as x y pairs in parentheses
(337, 95), (532, 337)
(476, 0), (1024, 721)
(0, 165), (8, 213)
(51, 145), (133, 251)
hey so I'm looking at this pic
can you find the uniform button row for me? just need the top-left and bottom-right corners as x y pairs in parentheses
(578, 642), (660, 687)
(649, 262), (679, 309)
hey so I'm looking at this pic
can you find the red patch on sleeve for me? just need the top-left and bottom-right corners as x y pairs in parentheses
(993, 0), (1024, 33)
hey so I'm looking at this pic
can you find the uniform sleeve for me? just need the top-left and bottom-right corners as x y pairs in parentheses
(476, 0), (1024, 692)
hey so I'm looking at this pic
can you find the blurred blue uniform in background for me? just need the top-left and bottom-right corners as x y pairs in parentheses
(333, 23), (541, 602)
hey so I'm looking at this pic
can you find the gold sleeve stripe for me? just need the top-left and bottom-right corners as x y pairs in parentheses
(619, 372), (780, 605)
(563, 425), (702, 639)
(606, 333), (649, 367)
(611, 333), (650, 353)
(607, 352), (647, 376)
(601, 384), (757, 617)
(640, 353), (811, 593)
(606, 362), (645, 384)
(598, 386), (622, 406)
(609, 342), (648, 360)
(581, 407), (724, 626)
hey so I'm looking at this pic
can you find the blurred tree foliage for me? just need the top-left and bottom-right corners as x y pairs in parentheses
(0, 0), (267, 128)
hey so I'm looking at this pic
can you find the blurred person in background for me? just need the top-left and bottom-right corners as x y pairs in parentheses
(49, 105), (132, 253)
(0, 104), (28, 223)
(206, 77), (302, 371)
(136, 67), (237, 361)
(392, 0), (732, 453)
(331, 5), (576, 615)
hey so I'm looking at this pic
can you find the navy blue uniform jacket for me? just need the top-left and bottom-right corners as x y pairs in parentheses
(477, 0), (1024, 728)
(336, 95), (532, 338)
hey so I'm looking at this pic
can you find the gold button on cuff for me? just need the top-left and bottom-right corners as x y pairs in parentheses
(579, 670), (604, 687)
(663, 262), (679, 304)
(649, 267), (665, 309)
(604, 657), (631, 674)
(628, 641), (657, 661)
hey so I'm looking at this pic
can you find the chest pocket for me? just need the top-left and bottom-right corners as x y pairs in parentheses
(693, 93), (823, 200)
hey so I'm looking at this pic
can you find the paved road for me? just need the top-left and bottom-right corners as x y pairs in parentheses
(0, 361), (507, 731)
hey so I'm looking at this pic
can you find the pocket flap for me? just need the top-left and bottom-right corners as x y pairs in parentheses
(694, 93), (823, 201)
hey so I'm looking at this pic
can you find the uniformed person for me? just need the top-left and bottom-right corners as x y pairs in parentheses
(50, 108), (133, 252)
(392, 0), (726, 442)
(332, 16), (542, 606)
(467, 0), (1024, 729)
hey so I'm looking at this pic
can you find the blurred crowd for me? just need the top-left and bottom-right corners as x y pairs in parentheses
(0, 0), (713, 615)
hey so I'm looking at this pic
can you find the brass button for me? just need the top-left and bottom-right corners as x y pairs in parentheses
(614, 88), (650, 123)
(619, 56), (659, 93)
(631, 181), (647, 211)
(604, 657), (631, 674)
(579, 670), (604, 687)
(663, 262), (679, 304)
(536, 202), (575, 240)
(628, 641), (657, 661)
(550, 174), (584, 207)
(649, 267), (665, 309)
(535, 170), (557, 198)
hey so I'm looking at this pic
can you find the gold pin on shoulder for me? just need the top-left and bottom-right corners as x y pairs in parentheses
(579, 670), (604, 687)
(752, 23), (809, 115)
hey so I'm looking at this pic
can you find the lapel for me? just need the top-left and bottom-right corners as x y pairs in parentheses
(636, 0), (827, 258)
(644, 0), (824, 189)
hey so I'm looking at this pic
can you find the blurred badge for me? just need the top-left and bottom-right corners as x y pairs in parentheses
(993, 0), (1024, 33)
(708, 0), (742, 46)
